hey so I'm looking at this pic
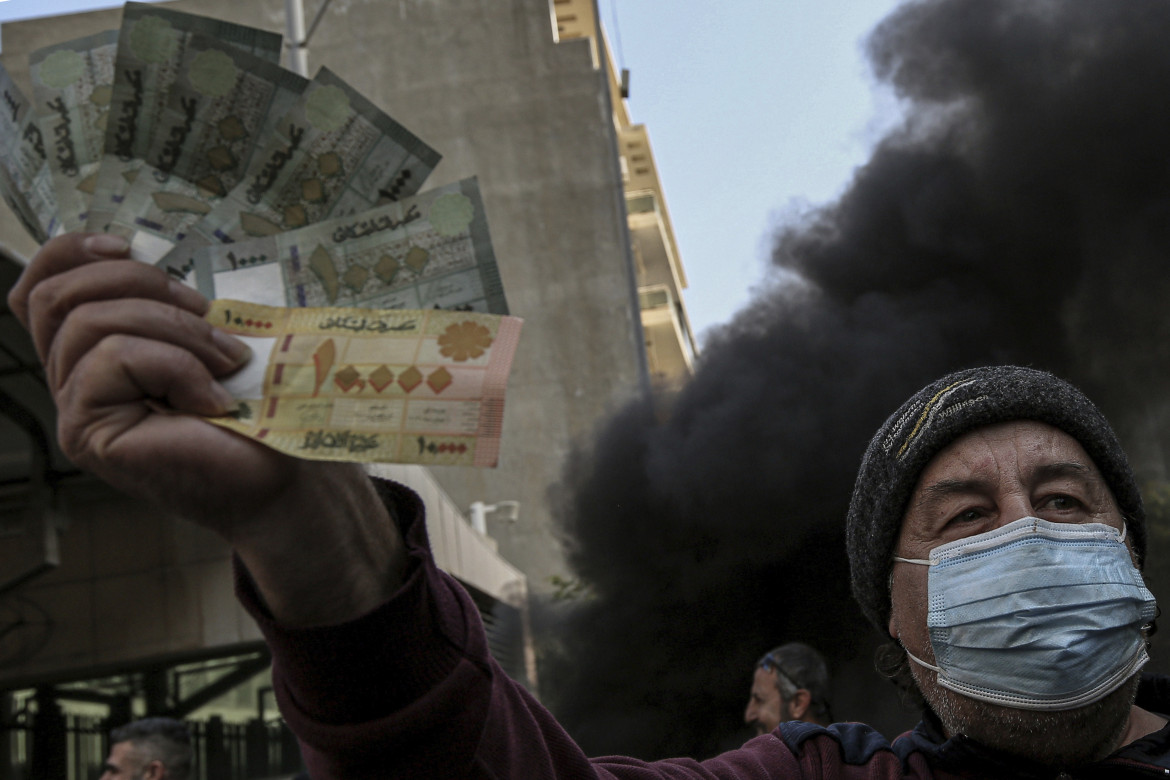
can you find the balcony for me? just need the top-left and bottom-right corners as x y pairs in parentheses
(549, 0), (600, 66)
(639, 283), (694, 389)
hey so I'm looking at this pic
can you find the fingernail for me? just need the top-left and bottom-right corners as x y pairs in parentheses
(211, 327), (252, 365)
(210, 382), (237, 412)
(83, 234), (130, 257)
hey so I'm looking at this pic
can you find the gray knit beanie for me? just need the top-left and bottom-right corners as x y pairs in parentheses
(846, 365), (1145, 634)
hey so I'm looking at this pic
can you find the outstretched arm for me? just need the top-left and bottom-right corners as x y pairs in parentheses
(8, 233), (407, 627)
(10, 234), (820, 778)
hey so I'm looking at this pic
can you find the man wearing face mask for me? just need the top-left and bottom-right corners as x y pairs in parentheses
(846, 366), (1165, 773)
(11, 237), (1170, 777)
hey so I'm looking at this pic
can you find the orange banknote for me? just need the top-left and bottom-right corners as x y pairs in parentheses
(207, 299), (522, 467)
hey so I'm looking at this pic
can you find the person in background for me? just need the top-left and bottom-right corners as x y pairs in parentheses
(100, 717), (191, 780)
(744, 641), (834, 733)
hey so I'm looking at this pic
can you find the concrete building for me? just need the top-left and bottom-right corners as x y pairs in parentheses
(0, 0), (694, 775)
(554, 0), (698, 390)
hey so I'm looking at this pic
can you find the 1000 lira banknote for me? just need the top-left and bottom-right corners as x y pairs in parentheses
(161, 177), (508, 315)
(30, 29), (118, 231)
(86, 2), (283, 232)
(0, 63), (59, 243)
(208, 300), (522, 466)
(107, 39), (309, 262)
(159, 67), (441, 263)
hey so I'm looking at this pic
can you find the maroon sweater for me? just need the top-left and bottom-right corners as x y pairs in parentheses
(236, 479), (1170, 779)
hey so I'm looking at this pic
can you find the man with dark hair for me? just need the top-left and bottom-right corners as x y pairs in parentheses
(744, 642), (833, 732)
(12, 235), (1170, 776)
(101, 717), (192, 780)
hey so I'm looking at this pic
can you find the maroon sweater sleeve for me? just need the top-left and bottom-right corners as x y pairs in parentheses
(234, 478), (839, 780)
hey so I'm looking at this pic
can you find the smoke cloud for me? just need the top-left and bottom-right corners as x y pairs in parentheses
(540, 0), (1170, 761)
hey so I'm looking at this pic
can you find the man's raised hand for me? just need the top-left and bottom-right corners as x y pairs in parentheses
(8, 232), (292, 531)
(9, 234), (405, 626)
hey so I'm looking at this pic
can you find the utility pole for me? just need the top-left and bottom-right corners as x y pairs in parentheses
(285, 0), (309, 76)
(286, 0), (337, 77)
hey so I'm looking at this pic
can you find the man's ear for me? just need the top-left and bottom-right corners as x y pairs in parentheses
(786, 689), (812, 721)
(142, 759), (166, 780)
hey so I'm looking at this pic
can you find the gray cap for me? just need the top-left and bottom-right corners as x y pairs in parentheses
(846, 365), (1145, 633)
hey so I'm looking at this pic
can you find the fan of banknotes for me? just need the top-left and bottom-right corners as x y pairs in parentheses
(0, 2), (520, 467)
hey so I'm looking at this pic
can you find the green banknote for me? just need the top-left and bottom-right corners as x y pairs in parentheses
(160, 178), (508, 315)
(29, 29), (118, 232)
(106, 38), (309, 263)
(0, 62), (59, 243)
(158, 67), (441, 264)
(85, 2), (282, 232)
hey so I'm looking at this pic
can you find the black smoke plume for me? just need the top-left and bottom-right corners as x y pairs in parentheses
(540, 0), (1170, 761)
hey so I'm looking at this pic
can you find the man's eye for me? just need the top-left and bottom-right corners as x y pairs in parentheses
(1042, 494), (1081, 511)
(949, 508), (984, 524)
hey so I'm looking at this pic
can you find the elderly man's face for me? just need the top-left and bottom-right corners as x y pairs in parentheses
(887, 420), (1140, 764)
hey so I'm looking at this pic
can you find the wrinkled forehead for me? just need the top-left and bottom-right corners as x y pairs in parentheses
(914, 420), (1098, 483)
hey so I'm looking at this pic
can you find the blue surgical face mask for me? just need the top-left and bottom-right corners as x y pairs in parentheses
(893, 516), (1157, 711)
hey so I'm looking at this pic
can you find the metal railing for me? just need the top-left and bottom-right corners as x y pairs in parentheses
(1, 713), (303, 780)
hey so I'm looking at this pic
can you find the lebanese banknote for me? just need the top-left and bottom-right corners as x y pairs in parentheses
(207, 300), (522, 466)
(0, 63), (59, 243)
(162, 177), (508, 315)
(29, 29), (118, 232)
(158, 67), (441, 263)
(85, 2), (282, 232)
(106, 39), (309, 262)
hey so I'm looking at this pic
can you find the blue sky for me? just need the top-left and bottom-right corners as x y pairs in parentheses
(0, 0), (908, 341)
(595, 0), (907, 342)
(0, 0), (131, 27)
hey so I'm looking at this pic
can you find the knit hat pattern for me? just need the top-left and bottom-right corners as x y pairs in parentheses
(846, 365), (1146, 634)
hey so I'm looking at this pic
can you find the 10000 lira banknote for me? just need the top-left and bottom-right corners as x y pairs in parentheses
(207, 300), (522, 466)
(0, 63), (59, 242)
(30, 29), (118, 231)
(86, 2), (283, 232)
(107, 39), (309, 262)
(162, 177), (508, 315)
